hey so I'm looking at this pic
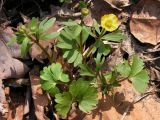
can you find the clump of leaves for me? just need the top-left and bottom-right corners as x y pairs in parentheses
(40, 63), (97, 117)
(57, 21), (90, 66)
(116, 55), (149, 93)
(55, 79), (97, 117)
(11, 14), (149, 118)
(40, 63), (69, 96)
(11, 17), (59, 63)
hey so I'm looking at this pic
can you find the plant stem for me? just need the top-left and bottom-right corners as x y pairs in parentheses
(35, 41), (53, 64)
(119, 77), (128, 82)
(83, 28), (106, 58)
(25, 32), (53, 64)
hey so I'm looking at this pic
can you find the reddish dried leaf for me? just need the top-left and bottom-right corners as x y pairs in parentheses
(130, 0), (160, 45)
(29, 66), (49, 120)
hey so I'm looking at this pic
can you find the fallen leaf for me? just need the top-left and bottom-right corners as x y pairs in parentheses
(130, 0), (160, 45)
(0, 36), (29, 79)
(0, 28), (21, 58)
(29, 66), (49, 120)
(104, 0), (132, 10)
(90, 0), (120, 22)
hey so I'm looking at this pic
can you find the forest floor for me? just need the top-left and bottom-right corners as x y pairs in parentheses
(0, 0), (160, 120)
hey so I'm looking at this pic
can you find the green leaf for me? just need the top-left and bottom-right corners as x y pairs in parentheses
(69, 79), (98, 113)
(79, 1), (88, 8)
(81, 26), (90, 44)
(129, 55), (144, 77)
(57, 34), (73, 49)
(50, 63), (62, 80)
(68, 50), (79, 63)
(41, 81), (60, 96)
(39, 18), (48, 30)
(21, 37), (29, 57)
(62, 21), (77, 26)
(7, 36), (17, 46)
(130, 70), (149, 93)
(28, 17), (38, 31)
(16, 33), (26, 44)
(94, 53), (105, 71)
(93, 19), (100, 34)
(48, 87), (60, 97)
(55, 92), (72, 117)
(101, 30), (126, 42)
(79, 64), (95, 77)
(73, 25), (82, 39)
(73, 53), (82, 67)
(94, 40), (111, 56)
(40, 17), (56, 32)
(83, 27), (96, 37)
(50, 63), (70, 82)
(116, 60), (131, 77)
(64, 25), (82, 40)
(40, 32), (60, 40)
(40, 63), (70, 96)
(40, 67), (54, 81)
(57, 42), (73, 49)
(57, 24), (83, 66)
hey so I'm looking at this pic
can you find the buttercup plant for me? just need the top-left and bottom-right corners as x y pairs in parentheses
(11, 13), (149, 117)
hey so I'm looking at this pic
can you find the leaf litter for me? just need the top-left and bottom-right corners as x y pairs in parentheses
(0, 0), (160, 120)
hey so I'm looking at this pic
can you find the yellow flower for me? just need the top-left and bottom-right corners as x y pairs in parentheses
(101, 14), (119, 32)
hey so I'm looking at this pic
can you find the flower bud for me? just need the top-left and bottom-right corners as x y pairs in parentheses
(18, 25), (26, 33)
(81, 8), (90, 16)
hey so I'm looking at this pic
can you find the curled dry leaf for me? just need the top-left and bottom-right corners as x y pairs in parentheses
(104, 0), (132, 10)
(29, 66), (49, 120)
(0, 34), (29, 79)
(1, 28), (21, 58)
(130, 0), (160, 45)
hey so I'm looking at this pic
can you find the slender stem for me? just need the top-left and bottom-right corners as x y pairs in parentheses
(83, 28), (106, 58)
(100, 28), (106, 36)
(35, 41), (53, 63)
(119, 77), (128, 82)
(25, 32), (53, 64)
(83, 43), (94, 58)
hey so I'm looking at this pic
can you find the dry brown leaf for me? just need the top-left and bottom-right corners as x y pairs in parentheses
(130, 0), (160, 45)
(29, 66), (49, 120)
(104, 0), (132, 10)
(0, 28), (22, 58)
(0, 35), (29, 79)
(90, 0), (120, 22)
